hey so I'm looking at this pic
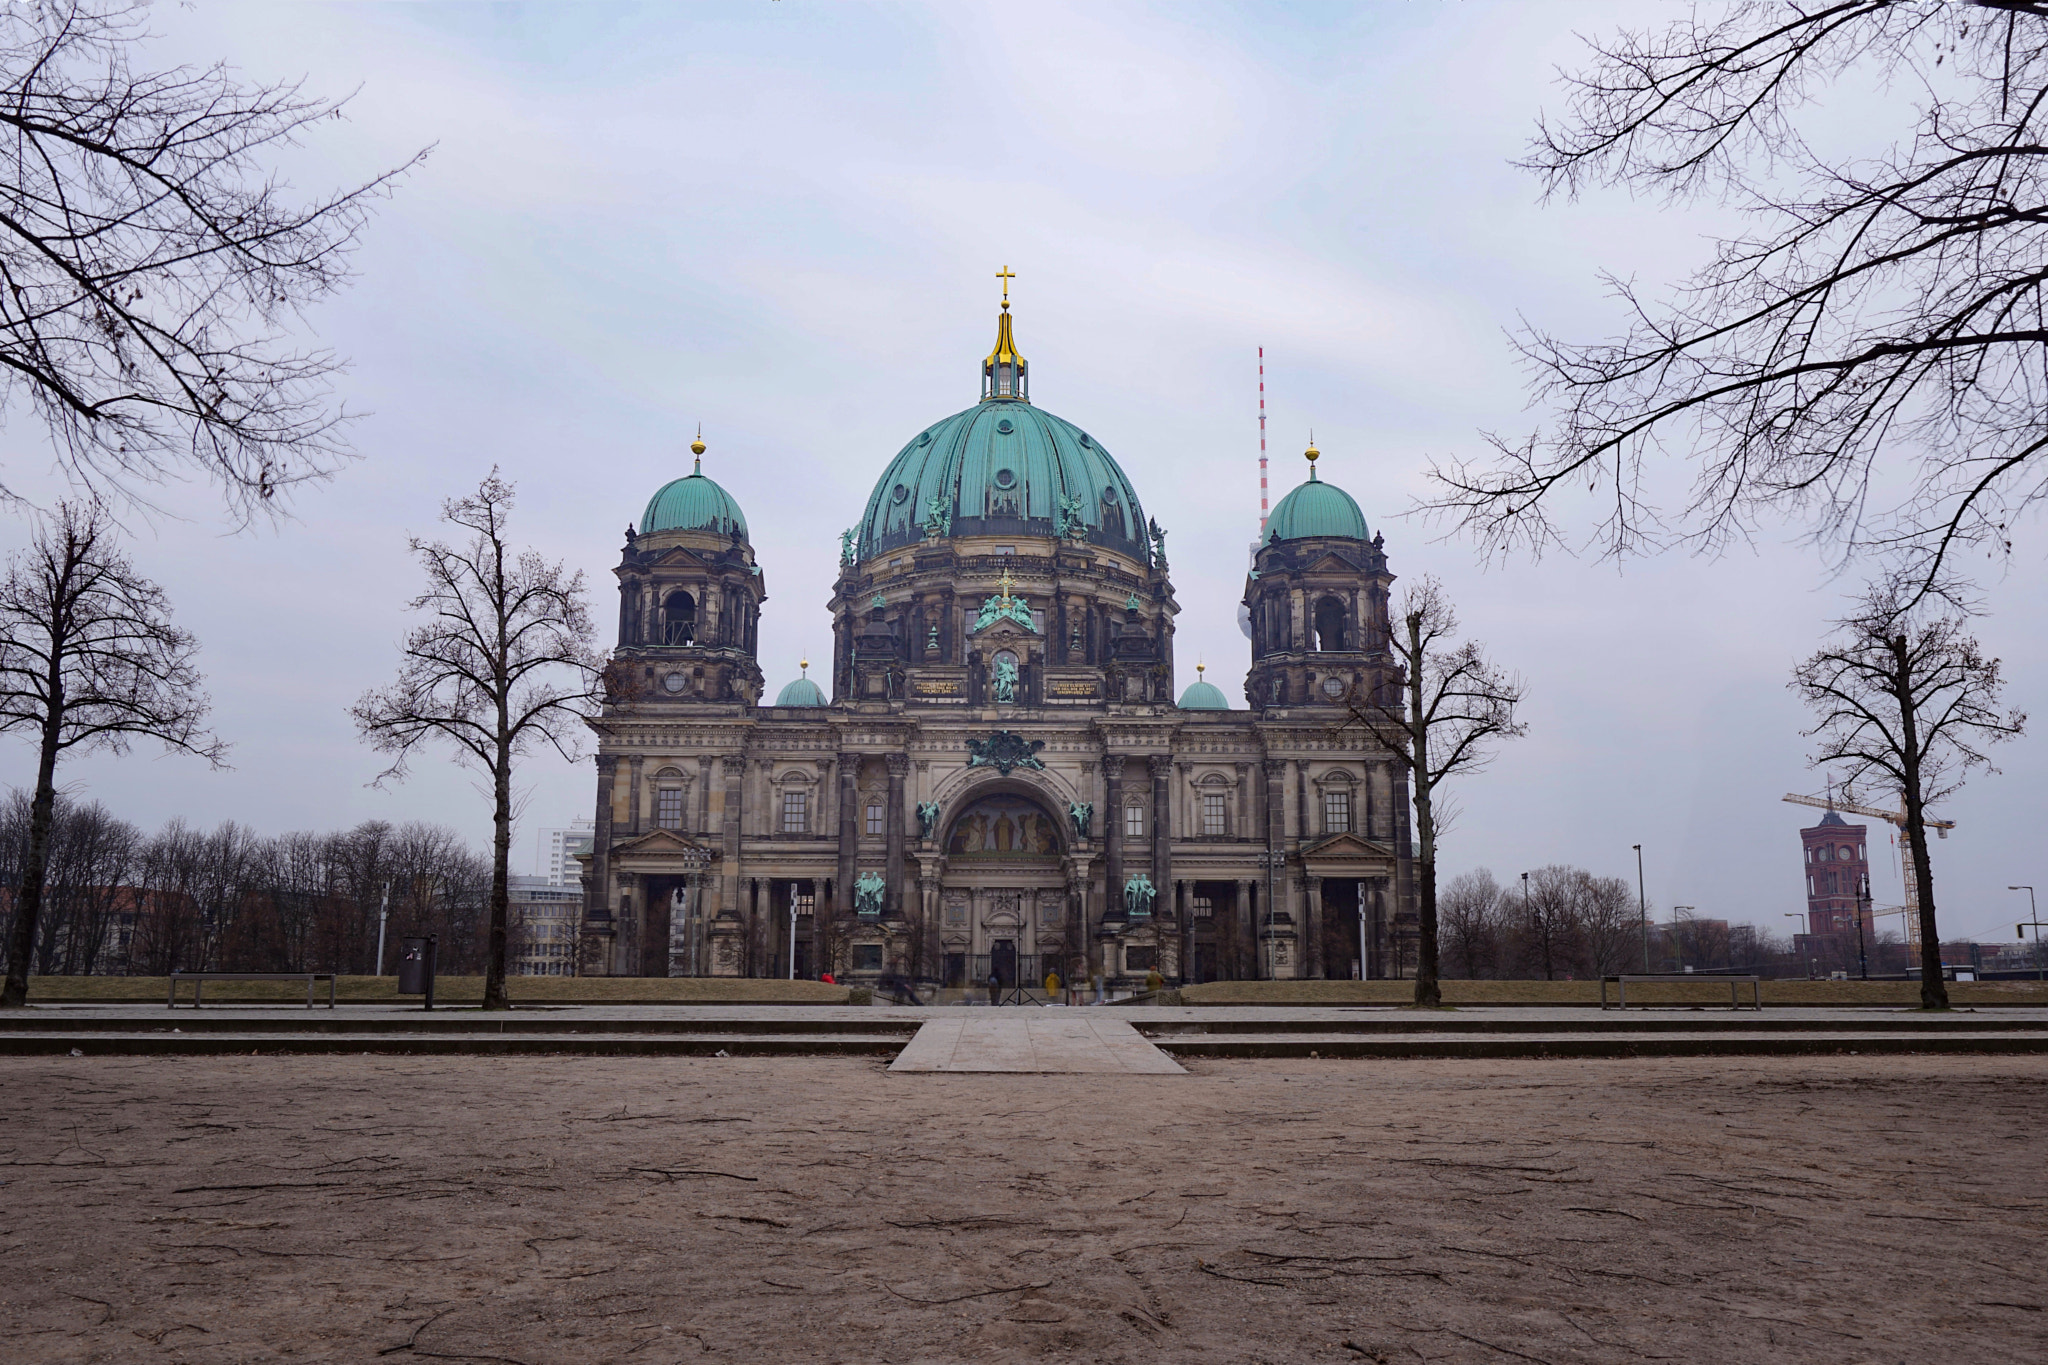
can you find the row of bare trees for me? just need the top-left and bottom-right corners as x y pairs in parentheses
(0, 793), (494, 977)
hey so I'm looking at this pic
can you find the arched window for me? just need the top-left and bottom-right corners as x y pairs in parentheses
(1314, 597), (1348, 651)
(663, 590), (696, 645)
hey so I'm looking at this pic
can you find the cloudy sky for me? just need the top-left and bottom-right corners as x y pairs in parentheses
(2, 1), (2041, 942)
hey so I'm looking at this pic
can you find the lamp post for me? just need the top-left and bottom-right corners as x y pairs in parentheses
(374, 880), (390, 977)
(1783, 913), (1811, 978)
(788, 881), (799, 981)
(2012, 885), (2044, 982)
(1671, 906), (1694, 973)
(1854, 874), (1871, 981)
(1632, 845), (1649, 972)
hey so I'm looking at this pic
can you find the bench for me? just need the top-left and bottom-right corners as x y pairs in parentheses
(168, 971), (338, 1009)
(1601, 973), (1761, 1011)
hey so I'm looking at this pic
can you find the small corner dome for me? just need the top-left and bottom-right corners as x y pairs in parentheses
(640, 468), (749, 539)
(774, 674), (826, 707)
(1178, 671), (1230, 710)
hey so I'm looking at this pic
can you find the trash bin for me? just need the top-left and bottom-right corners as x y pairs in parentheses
(397, 935), (438, 1010)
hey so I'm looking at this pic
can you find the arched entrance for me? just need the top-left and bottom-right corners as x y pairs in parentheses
(937, 788), (1072, 990)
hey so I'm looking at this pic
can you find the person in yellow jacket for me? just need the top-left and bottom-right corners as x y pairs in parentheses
(1145, 967), (1164, 995)
(1044, 968), (1061, 1002)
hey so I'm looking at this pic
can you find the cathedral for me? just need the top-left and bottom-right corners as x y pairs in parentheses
(576, 285), (1416, 987)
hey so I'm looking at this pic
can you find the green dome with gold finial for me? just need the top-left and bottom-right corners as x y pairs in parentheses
(640, 431), (750, 539)
(1265, 439), (1368, 543)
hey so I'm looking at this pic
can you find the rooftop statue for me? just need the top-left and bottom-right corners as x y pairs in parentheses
(838, 527), (856, 566)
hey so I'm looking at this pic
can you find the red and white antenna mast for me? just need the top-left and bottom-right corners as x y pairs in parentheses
(1257, 347), (1269, 533)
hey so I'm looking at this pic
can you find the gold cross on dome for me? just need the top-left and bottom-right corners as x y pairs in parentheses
(998, 564), (1015, 601)
(996, 264), (1015, 307)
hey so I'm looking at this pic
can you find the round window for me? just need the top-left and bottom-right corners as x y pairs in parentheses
(996, 418), (1015, 435)
(918, 431), (932, 446)
(1322, 676), (1345, 698)
(1101, 486), (1118, 504)
(663, 671), (688, 694)
(993, 467), (1017, 489)
(1079, 433), (1093, 448)
(891, 483), (909, 504)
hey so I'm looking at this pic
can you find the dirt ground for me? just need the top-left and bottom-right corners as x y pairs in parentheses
(2, 1055), (2043, 1364)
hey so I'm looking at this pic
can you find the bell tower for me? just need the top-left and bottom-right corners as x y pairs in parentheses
(612, 433), (766, 706)
(1244, 443), (1392, 710)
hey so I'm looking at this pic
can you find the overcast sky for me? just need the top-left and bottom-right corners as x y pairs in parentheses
(2, 1), (2041, 942)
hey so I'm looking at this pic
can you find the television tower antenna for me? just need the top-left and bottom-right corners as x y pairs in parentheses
(1258, 347), (1269, 533)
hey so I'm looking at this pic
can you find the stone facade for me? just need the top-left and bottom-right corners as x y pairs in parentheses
(577, 308), (1416, 985)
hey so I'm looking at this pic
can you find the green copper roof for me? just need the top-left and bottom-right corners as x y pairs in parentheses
(774, 674), (826, 706)
(640, 466), (749, 539)
(1177, 675), (1230, 710)
(1265, 470), (1368, 543)
(858, 400), (1149, 560)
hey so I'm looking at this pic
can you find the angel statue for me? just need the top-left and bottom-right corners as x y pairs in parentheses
(992, 654), (1019, 703)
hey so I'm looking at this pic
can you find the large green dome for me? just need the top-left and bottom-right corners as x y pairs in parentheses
(857, 399), (1150, 560)
(640, 465), (749, 540)
(1265, 468), (1368, 543)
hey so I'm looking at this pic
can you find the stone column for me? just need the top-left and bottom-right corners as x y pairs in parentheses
(627, 755), (644, 835)
(1102, 752), (1126, 970)
(696, 756), (713, 835)
(581, 754), (620, 976)
(885, 752), (909, 918)
(1305, 873), (1325, 979)
(835, 751), (860, 937)
(719, 755), (744, 919)
(1235, 878), (1256, 981)
(1149, 750), (1173, 945)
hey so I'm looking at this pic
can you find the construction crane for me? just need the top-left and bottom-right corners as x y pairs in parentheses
(1783, 793), (1955, 949)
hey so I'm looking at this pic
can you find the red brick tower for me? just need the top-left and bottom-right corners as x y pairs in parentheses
(1801, 810), (1872, 939)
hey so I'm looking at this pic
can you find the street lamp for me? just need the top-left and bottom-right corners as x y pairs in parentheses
(1854, 874), (1871, 981)
(1783, 913), (1811, 979)
(1633, 845), (1649, 971)
(2012, 885), (2044, 982)
(1671, 906), (1694, 973)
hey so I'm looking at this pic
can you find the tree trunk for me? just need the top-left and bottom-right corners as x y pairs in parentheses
(484, 730), (512, 1010)
(1892, 636), (1947, 1009)
(1407, 618), (1441, 1007)
(0, 659), (65, 1008)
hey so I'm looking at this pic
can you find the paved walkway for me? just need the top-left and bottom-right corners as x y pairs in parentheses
(888, 1013), (1184, 1074)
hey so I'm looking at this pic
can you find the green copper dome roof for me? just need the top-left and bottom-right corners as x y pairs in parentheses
(1178, 672), (1230, 710)
(1265, 467), (1368, 543)
(640, 464), (749, 539)
(858, 400), (1150, 560)
(774, 673), (826, 706)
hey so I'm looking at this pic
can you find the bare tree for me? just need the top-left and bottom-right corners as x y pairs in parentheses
(1437, 868), (1508, 979)
(353, 472), (599, 1009)
(0, 500), (221, 1005)
(1343, 577), (1526, 1006)
(0, 0), (423, 514)
(1791, 571), (2025, 1007)
(1427, 1), (2048, 585)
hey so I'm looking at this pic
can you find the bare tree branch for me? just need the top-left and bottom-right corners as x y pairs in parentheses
(0, 0), (426, 518)
(1425, 0), (2048, 589)
(1789, 567), (2025, 1006)
(352, 471), (600, 1009)
(0, 496), (222, 1005)
(1340, 576), (1527, 1006)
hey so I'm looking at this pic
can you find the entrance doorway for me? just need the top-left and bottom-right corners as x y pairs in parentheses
(990, 939), (1017, 988)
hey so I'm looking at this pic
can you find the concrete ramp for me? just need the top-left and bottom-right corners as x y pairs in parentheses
(888, 1013), (1184, 1074)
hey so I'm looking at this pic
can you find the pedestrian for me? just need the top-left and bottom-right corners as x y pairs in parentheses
(1044, 968), (1061, 1002)
(820, 970), (835, 985)
(1146, 966), (1163, 995)
(987, 970), (1002, 1007)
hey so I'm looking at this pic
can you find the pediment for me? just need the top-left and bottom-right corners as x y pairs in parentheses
(645, 545), (717, 571)
(1306, 551), (1364, 575)
(610, 828), (719, 862)
(971, 618), (1040, 640)
(1300, 831), (1392, 863)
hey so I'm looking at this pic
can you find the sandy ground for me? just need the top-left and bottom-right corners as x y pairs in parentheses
(2, 1055), (2043, 1365)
